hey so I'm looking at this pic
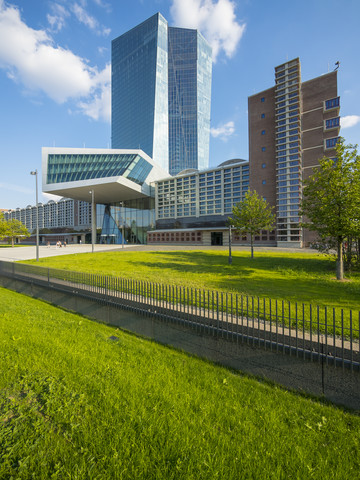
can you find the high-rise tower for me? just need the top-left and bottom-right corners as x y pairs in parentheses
(168, 27), (212, 175)
(248, 58), (340, 247)
(111, 13), (169, 171)
(111, 13), (212, 175)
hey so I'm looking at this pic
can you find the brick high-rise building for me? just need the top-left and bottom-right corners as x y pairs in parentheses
(248, 58), (340, 247)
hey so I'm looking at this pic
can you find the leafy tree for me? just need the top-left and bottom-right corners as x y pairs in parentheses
(301, 139), (360, 280)
(230, 190), (275, 259)
(4, 219), (30, 247)
(0, 212), (7, 240)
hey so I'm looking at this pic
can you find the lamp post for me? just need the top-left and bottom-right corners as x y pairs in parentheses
(30, 170), (39, 261)
(228, 223), (232, 265)
(89, 189), (95, 253)
(120, 201), (124, 249)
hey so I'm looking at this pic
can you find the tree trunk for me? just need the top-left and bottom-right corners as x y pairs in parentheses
(250, 234), (254, 259)
(11, 237), (14, 247)
(336, 239), (344, 280)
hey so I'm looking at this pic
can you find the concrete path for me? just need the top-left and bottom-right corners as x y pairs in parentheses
(0, 244), (132, 262)
(0, 243), (318, 262)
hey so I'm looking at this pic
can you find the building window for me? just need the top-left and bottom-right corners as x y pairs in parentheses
(261, 113), (265, 118)
(325, 97), (340, 110)
(262, 163), (266, 168)
(261, 130), (266, 135)
(261, 97), (265, 102)
(325, 117), (340, 130)
(262, 180), (266, 184)
(326, 137), (339, 149)
(261, 147), (266, 152)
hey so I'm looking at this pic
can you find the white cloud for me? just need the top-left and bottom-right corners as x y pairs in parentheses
(77, 64), (111, 121)
(0, 2), (110, 121)
(210, 121), (235, 140)
(72, 2), (110, 36)
(47, 3), (70, 32)
(170, 0), (245, 62)
(340, 115), (360, 129)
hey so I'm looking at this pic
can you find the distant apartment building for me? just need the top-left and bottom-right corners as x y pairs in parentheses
(248, 58), (340, 247)
(4, 198), (92, 232)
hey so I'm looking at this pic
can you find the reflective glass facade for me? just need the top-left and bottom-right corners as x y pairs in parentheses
(47, 153), (152, 185)
(111, 15), (212, 175)
(111, 13), (169, 171)
(100, 198), (155, 245)
(168, 28), (212, 176)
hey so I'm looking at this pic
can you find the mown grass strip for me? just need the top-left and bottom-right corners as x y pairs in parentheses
(0, 287), (359, 479)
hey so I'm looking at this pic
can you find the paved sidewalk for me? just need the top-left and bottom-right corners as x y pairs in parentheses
(0, 244), (131, 262)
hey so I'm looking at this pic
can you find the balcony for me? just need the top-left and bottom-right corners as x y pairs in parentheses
(324, 97), (340, 112)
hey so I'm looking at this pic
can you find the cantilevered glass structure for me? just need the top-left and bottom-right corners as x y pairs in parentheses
(46, 152), (152, 185)
(42, 148), (168, 204)
(168, 27), (212, 176)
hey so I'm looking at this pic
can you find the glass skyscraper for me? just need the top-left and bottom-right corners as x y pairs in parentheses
(168, 27), (212, 175)
(111, 13), (169, 171)
(111, 13), (212, 175)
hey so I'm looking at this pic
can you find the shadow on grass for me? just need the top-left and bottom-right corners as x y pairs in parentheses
(127, 250), (360, 308)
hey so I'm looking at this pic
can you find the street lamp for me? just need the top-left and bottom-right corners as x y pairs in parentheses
(30, 170), (39, 261)
(89, 189), (95, 253)
(228, 223), (233, 265)
(120, 202), (125, 249)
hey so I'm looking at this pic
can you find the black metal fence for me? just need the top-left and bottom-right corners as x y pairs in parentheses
(0, 261), (359, 371)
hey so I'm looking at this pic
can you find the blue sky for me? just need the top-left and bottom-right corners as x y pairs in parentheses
(1, 0), (359, 209)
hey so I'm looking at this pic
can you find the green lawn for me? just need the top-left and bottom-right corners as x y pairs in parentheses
(0, 287), (359, 479)
(24, 249), (360, 312)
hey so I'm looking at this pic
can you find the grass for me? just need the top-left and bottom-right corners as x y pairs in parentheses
(0, 286), (359, 479)
(24, 249), (360, 312)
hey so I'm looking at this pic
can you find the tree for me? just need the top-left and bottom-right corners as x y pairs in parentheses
(301, 139), (360, 280)
(4, 219), (30, 247)
(230, 190), (276, 259)
(0, 212), (7, 240)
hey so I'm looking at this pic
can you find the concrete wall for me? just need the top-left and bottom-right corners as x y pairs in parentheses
(1, 275), (359, 411)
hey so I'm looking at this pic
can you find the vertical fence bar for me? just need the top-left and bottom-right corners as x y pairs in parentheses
(225, 293), (228, 340)
(216, 291), (219, 337)
(317, 305), (320, 363)
(324, 306), (328, 365)
(252, 296), (255, 346)
(310, 304), (313, 362)
(350, 310), (353, 372)
(295, 303), (298, 357)
(231, 293), (234, 340)
(333, 307), (336, 367)
(288, 301), (291, 356)
(282, 300), (285, 354)
(275, 299), (279, 352)
(210, 290), (213, 335)
(341, 309), (344, 369)
(257, 297), (260, 347)
(236, 294), (239, 343)
(246, 296), (249, 344)
(270, 299), (272, 352)
(221, 292), (224, 338)
(241, 295), (244, 344)
(263, 298), (266, 350)
(302, 303), (305, 360)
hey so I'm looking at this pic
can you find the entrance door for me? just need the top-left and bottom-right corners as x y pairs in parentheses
(211, 232), (223, 246)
